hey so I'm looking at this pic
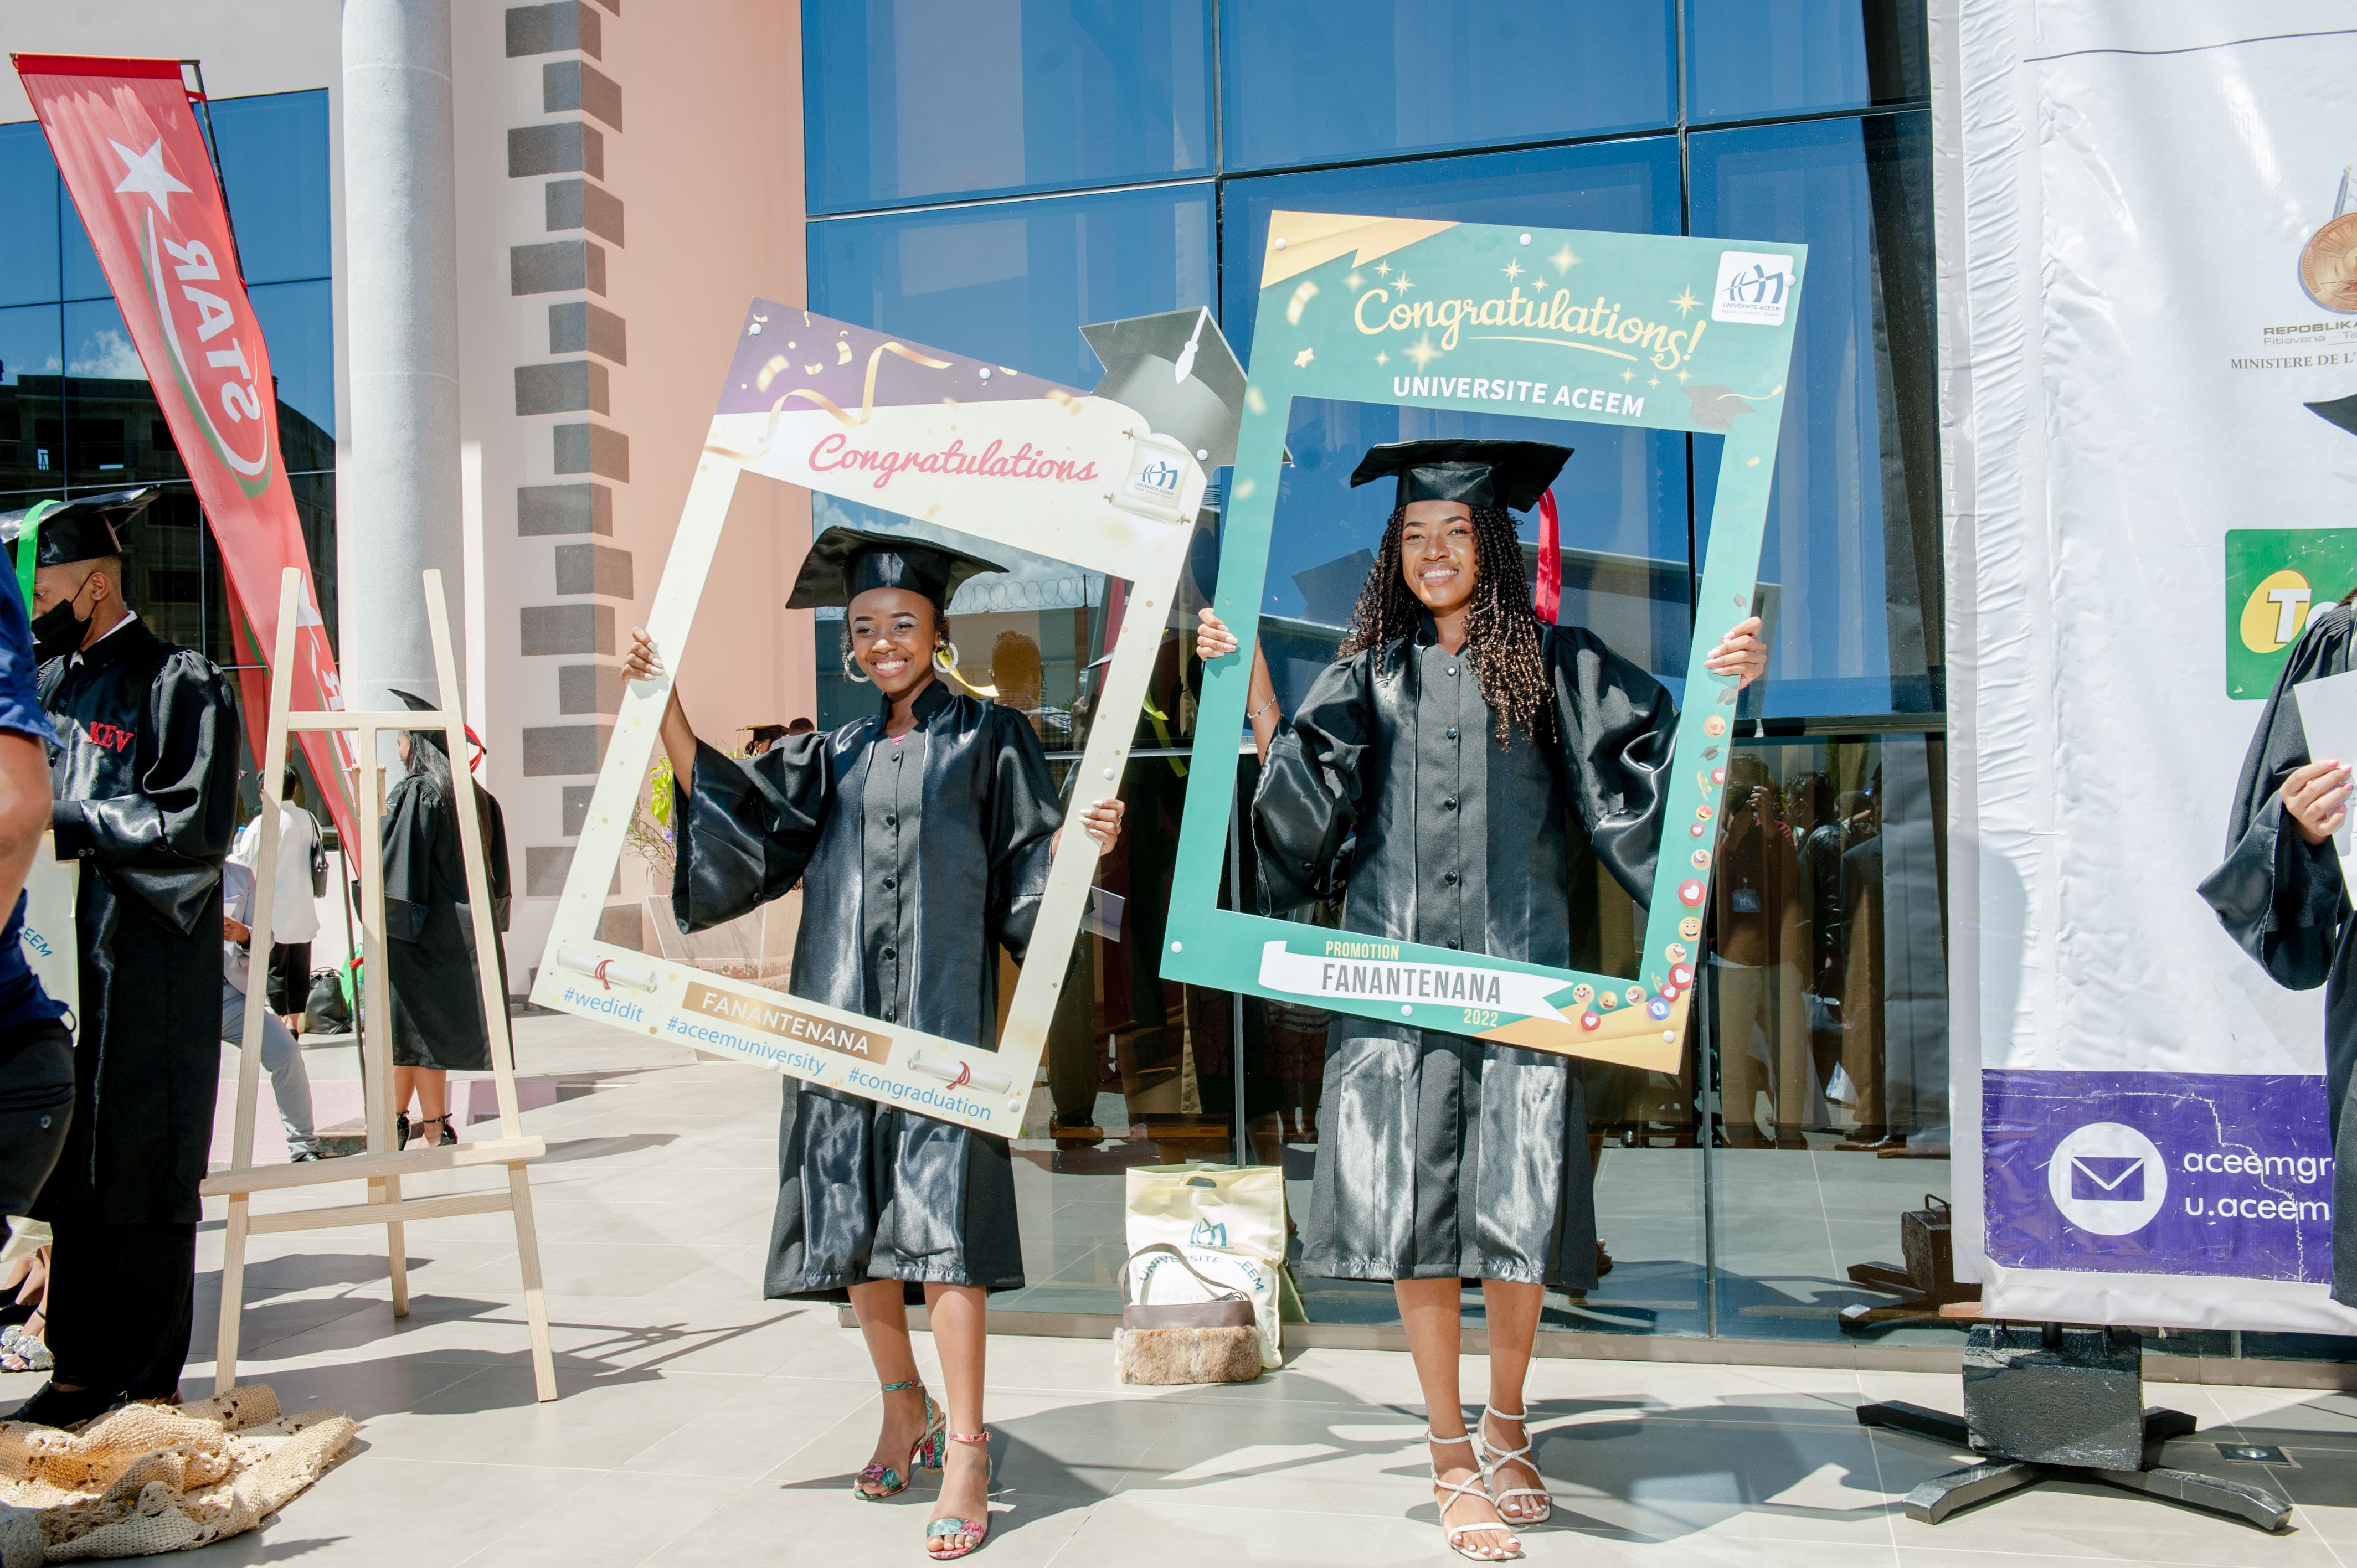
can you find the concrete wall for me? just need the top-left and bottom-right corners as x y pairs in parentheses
(0, 0), (812, 977)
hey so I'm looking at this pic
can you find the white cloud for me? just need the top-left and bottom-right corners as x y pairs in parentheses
(67, 327), (145, 380)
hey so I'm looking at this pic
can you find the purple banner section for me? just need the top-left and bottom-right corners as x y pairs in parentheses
(1983, 1069), (2335, 1282)
(718, 301), (1073, 419)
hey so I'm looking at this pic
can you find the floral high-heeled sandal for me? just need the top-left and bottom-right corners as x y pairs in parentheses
(923, 1427), (991, 1559)
(853, 1378), (944, 1500)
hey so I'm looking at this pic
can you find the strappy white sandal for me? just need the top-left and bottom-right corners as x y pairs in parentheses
(1425, 1430), (1521, 1560)
(1475, 1405), (1552, 1525)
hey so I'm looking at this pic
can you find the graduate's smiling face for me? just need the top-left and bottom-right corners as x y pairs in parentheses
(846, 586), (941, 699)
(1398, 500), (1480, 618)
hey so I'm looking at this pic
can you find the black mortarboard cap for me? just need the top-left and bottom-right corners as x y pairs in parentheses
(2308, 395), (2357, 438)
(785, 526), (1008, 611)
(1349, 439), (1572, 514)
(0, 486), (157, 568)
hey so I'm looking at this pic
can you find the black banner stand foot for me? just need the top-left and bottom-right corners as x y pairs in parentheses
(1856, 1327), (2293, 1533)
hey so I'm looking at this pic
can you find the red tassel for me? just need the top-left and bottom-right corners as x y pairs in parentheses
(1535, 489), (1562, 623)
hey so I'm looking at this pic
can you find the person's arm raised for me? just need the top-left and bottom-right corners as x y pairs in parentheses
(1197, 607), (1281, 762)
(623, 627), (698, 792)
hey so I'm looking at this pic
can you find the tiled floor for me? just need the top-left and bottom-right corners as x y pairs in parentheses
(12, 1015), (2346, 1567)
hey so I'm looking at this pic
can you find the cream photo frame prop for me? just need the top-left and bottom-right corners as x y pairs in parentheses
(531, 303), (1203, 1138)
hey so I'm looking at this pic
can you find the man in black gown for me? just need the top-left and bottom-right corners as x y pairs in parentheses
(9, 488), (239, 1425)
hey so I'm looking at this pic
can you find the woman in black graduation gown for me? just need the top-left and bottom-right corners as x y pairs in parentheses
(2196, 597), (2357, 1308)
(381, 690), (512, 1148)
(624, 528), (1122, 1561)
(1200, 440), (1765, 1560)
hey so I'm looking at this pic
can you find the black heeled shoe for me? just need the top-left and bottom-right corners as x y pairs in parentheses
(7, 1381), (120, 1430)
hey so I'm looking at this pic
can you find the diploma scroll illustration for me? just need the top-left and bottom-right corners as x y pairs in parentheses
(1162, 214), (1806, 1072)
(531, 301), (1202, 1138)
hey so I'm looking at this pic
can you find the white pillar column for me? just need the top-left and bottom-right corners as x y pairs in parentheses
(339, 0), (463, 711)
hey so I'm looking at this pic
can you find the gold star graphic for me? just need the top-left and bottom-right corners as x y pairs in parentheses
(1501, 258), (1524, 282)
(1620, 367), (1636, 383)
(1393, 273), (1414, 293)
(1375, 260), (1391, 276)
(1551, 244), (1579, 273)
(1294, 347), (1316, 368)
(1404, 334), (1441, 372)
(1375, 350), (1389, 365)
(1675, 368), (1691, 384)
(1347, 272), (1363, 290)
(1670, 288), (1701, 318)
(1649, 375), (1661, 388)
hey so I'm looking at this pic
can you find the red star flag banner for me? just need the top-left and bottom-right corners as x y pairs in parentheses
(11, 54), (355, 849)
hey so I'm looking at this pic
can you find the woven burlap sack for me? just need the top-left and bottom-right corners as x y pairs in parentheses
(0, 1384), (355, 1561)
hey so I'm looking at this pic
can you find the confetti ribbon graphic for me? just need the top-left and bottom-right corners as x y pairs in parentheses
(709, 341), (956, 461)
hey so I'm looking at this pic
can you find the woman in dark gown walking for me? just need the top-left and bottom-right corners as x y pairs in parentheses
(1200, 440), (1767, 1559)
(624, 528), (1122, 1560)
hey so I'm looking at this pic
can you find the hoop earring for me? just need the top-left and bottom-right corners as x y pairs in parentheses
(932, 642), (961, 675)
(841, 647), (872, 684)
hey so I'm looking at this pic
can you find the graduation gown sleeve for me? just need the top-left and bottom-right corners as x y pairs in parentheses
(2198, 606), (2356, 991)
(672, 733), (833, 933)
(49, 647), (239, 937)
(1549, 624), (1678, 902)
(984, 708), (1062, 962)
(1254, 650), (1376, 916)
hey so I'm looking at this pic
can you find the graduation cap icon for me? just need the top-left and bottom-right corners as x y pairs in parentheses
(2308, 394), (2357, 437)
(1080, 306), (1289, 474)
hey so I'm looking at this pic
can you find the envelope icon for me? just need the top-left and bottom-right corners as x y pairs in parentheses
(2070, 1155), (2144, 1203)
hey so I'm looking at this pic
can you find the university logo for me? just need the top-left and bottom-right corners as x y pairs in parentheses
(2046, 1121), (2166, 1236)
(1129, 456), (1181, 497)
(1187, 1218), (1228, 1250)
(1712, 251), (1795, 327)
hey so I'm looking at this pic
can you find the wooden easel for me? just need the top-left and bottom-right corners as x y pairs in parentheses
(200, 568), (556, 1401)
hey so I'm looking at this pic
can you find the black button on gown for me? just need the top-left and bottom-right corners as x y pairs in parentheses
(1253, 617), (1677, 1290)
(673, 679), (1061, 1301)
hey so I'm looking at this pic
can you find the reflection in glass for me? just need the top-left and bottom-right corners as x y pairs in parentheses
(1218, 0), (1675, 172)
(249, 280), (337, 441)
(809, 183), (1214, 392)
(0, 306), (64, 494)
(803, 0), (1214, 212)
(1685, 0), (1929, 124)
(1702, 733), (1949, 1339)
(207, 91), (332, 286)
(1689, 113), (1941, 719)
(0, 125), (61, 308)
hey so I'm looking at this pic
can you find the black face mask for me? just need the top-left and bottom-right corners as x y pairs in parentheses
(29, 580), (91, 663)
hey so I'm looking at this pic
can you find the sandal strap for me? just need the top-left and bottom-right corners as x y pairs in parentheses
(880, 1379), (923, 1394)
(926, 1519), (987, 1538)
(946, 1428), (989, 1445)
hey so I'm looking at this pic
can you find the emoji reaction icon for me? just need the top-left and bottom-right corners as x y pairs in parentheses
(1679, 879), (1706, 905)
(1671, 962), (1694, 987)
(1571, 983), (1594, 1004)
(1581, 1012), (1601, 1031)
(1665, 943), (1687, 964)
(1691, 848), (1712, 869)
(1695, 803), (1713, 822)
(1704, 715), (1727, 737)
(1712, 767), (1726, 785)
(1680, 916), (1702, 939)
(1647, 998), (1671, 1020)
(1691, 822), (1707, 837)
(1599, 991), (1619, 1010)
(1624, 986), (1645, 1007)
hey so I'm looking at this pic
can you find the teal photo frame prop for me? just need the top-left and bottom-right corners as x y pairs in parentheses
(1162, 213), (1805, 1072)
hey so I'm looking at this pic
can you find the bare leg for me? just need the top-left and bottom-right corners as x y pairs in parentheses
(847, 1279), (933, 1498)
(1398, 1277), (1516, 1560)
(925, 1282), (990, 1556)
(414, 1068), (449, 1139)
(1478, 1280), (1551, 1523)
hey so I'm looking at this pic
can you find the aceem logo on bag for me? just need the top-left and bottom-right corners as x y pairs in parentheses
(2047, 1122), (2167, 1235)
(1712, 251), (1796, 326)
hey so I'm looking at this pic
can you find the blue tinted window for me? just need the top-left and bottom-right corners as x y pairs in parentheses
(1685, 0), (1928, 123)
(1688, 113), (1939, 717)
(59, 179), (106, 301)
(1220, 1), (1674, 173)
(250, 280), (334, 446)
(208, 91), (332, 284)
(0, 126), (60, 307)
(0, 305), (60, 386)
(809, 182), (1213, 390)
(804, 0), (1213, 213)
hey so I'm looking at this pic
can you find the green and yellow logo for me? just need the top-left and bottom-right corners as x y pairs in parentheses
(2225, 530), (2357, 697)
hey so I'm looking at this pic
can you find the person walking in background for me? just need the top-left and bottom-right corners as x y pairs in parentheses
(231, 765), (323, 1036)
(380, 692), (512, 1152)
(8, 488), (239, 1429)
(219, 855), (322, 1162)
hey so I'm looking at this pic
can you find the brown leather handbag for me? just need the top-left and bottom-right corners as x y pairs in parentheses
(1113, 1242), (1261, 1385)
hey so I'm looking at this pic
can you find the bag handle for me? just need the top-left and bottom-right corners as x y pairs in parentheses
(1118, 1242), (1250, 1307)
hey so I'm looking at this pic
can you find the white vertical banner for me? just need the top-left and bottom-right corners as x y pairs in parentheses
(1939, 1), (2357, 1332)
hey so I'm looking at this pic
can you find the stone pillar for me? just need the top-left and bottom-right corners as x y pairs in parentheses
(340, 0), (464, 710)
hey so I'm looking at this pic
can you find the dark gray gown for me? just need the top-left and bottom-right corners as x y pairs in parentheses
(672, 678), (1061, 1300)
(382, 738), (512, 1072)
(2196, 602), (2357, 1307)
(1255, 617), (1675, 1288)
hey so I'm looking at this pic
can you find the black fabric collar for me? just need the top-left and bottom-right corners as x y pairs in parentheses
(872, 673), (956, 729)
(71, 613), (155, 673)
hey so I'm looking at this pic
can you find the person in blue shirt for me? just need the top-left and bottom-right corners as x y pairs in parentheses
(0, 500), (74, 1277)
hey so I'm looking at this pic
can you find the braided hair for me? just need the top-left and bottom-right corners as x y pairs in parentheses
(1336, 505), (1553, 746)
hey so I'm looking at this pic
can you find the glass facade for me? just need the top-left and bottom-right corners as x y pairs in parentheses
(0, 89), (337, 801)
(803, 3), (1952, 1343)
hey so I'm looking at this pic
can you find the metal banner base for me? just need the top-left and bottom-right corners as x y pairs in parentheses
(1857, 1396), (2291, 1532)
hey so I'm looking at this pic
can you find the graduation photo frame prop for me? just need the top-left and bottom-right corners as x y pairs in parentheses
(1162, 213), (1805, 1074)
(531, 302), (1210, 1138)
